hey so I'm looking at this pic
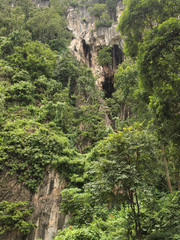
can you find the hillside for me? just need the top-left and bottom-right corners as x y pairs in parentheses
(0, 0), (179, 239)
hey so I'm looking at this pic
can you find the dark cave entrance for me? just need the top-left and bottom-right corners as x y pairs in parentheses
(102, 45), (124, 98)
(102, 77), (114, 98)
(111, 44), (124, 69)
(82, 39), (92, 67)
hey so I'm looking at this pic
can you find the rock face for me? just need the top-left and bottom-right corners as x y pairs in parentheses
(0, 168), (67, 240)
(67, 1), (124, 95)
(32, 0), (49, 7)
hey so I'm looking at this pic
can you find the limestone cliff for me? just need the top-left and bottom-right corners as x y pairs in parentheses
(67, 1), (124, 96)
(0, 169), (68, 240)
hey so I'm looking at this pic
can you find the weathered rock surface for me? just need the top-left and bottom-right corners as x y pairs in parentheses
(67, 1), (124, 90)
(0, 168), (67, 240)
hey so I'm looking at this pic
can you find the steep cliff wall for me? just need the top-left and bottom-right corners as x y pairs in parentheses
(0, 169), (68, 240)
(67, 1), (124, 95)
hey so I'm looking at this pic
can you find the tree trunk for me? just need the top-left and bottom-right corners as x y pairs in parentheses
(128, 190), (141, 240)
(135, 190), (142, 240)
(161, 146), (173, 193)
(175, 169), (180, 191)
(120, 103), (125, 121)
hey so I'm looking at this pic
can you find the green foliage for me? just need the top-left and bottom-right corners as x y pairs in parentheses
(76, 66), (99, 102)
(0, 119), (76, 191)
(0, 3), (27, 36)
(88, 2), (114, 29)
(56, 191), (180, 240)
(113, 60), (138, 119)
(9, 30), (32, 47)
(0, 82), (5, 122)
(95, 12), (113, 29)
(26, 7), (71, 51)
(0, 61), (15, 79)
(0, 1), (179, 240)
(5, 81), (35, 105)
(97, 46), (112, 66)
(0, 37), (13, 57)
(142, 191), (180, 239)
(38, 98), (75, 134)
(9, 41), (57, 79)
(107, 58), (150, 127)
(85, 124), (158, 205)
(54, 206), (139, 240)
(60, 188), (93, 225)
(75, 104), (108, 153)
(34, 76), (62, 101)
(0, 201), (34, 235)
(12, 70), (31, 83)
(89, 4), (107, 17)
(54, 225), (101, 240)
(87, 0), (120, 17)
(54, 53), (78, 88)
(117, 0), (180, 57)
(138, 18), (180, 143)
(0, 0), (71, 52)
(105, 0), (120, 16)
(49, 0), (67, 15)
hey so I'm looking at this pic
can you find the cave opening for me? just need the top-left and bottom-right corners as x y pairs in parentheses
(102, 77), (115, 98)
(112, 44), (124, 69)
(82, 39), (92, 67)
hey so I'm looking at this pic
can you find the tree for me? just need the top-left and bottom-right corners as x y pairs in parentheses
(0, 0), (36, 37)
(138, 18), (180, 143)
(26, 7), (71, 51)
(85, 124), (158, 239)
(113, 60), (138, 120)
(89, 3), (107, 18)
(54, 53), (78, 88)
(117, 0), (180, 57)
(97, 46), (112, 66)
(9, 41), (57, 79)
(95, 11), (113, 29)
(0, 201), (34, 235)
(138, 18), (180, 192)
(0, 119), (77, 191)
(5, 81), (35, 105)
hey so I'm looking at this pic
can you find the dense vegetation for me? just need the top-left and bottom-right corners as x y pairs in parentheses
(63, 0), (120, 28)
(0, 0), (179, 239)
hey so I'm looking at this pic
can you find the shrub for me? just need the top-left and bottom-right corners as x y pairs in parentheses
(6, 81), (35, 105)
(0, 201), (34, 235)
(97, 46), (112, 66)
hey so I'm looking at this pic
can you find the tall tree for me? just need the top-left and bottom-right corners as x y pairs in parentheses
(117, 0), (180, 57)
(138, 18), (180, 144)
(85, 124), (158, 239)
